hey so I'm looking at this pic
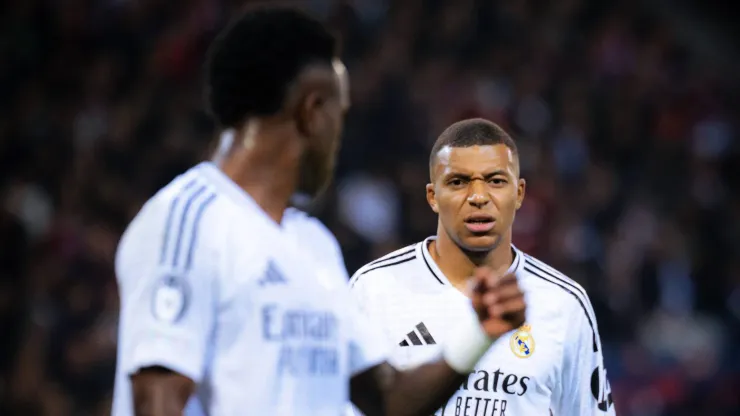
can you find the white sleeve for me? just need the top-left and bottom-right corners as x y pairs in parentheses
(116, 197), (218, 384)
(552, 301), (615, 415)
(344, 273), (385, 416)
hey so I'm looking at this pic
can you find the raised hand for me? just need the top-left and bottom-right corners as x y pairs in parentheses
(469, 268), (526, 338)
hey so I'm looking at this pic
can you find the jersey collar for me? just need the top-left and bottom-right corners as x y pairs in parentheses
(196, 161), (284, 231)
(418, 236), (524, 286)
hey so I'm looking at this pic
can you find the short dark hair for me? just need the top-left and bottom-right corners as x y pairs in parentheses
(429, 118), (518, 172)
(205, 6), (337, 127)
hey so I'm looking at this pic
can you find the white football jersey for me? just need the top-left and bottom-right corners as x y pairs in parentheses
(112, 162), (387, 416)
(348, 237), (616, 416)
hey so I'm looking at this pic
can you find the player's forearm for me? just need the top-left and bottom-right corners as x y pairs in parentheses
(132, 393), (184, 416)
(351, 360), (466, 416)
(352, 269), (526, 416)
(384, 360), (466, 416)
(131, 367), (194, 416)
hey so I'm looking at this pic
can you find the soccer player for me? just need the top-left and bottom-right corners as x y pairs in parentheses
(348, 118), (616, 415)
(112, 8), (528, 416)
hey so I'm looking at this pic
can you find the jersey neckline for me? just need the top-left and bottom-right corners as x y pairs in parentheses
(417, 236), (524, 287)
(196, 161), (285, 232)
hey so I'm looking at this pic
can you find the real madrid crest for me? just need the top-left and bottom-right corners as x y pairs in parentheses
(510, 324), (535, 358)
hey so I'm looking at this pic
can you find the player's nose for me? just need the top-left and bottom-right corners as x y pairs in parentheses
(466, 180), (490, 208)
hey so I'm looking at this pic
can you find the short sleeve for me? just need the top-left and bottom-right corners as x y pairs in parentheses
(551, 300), (615, 415)
(115, 188), (219, 384)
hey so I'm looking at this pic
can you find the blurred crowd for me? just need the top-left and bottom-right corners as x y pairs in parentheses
(1, 0), (738, 415)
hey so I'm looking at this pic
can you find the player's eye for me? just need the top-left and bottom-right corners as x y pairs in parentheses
(489, 178), (508, 185)
(448, 179), (465, 187)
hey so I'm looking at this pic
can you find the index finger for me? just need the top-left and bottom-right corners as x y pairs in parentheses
(497, 272), (517, 285)
(469, 273), (486, 296)
(484, 271), (517, 290)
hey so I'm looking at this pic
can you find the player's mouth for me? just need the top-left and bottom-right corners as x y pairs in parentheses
(464, 214), (495, 233)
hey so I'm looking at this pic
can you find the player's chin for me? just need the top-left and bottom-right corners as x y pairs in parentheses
(459, 233), (500, 252)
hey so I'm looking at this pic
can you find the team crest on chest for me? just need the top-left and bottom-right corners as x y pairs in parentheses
(510, 324), (535, 358)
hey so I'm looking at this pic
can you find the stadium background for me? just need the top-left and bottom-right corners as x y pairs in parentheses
(1, 0), (738, 415)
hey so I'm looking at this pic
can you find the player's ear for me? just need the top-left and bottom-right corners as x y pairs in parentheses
(293, 89), (325, 139)
(291, 70), (334, 139)
(426, 183), (439, 213)
(515, 178), (526, 210)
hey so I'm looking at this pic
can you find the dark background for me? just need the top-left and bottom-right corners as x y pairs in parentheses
(1, 0), (738, 415)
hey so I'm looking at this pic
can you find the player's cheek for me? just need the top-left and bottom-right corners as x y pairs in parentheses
(506, 191), (519, 215)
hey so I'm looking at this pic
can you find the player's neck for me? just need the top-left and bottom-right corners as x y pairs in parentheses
(431, 230), (514, 292)
(219, 130), (302, 224)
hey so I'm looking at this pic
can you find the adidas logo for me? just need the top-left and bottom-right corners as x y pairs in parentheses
(258, 261), (287, 286)
(399, 322), (436, 346)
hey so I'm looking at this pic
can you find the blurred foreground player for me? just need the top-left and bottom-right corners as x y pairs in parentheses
(349, 119), (615, 415)
(112, 8), (528, 416)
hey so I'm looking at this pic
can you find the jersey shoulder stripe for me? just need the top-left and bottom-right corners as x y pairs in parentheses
(159, 177), (218, 272)
(184, 192), (217, 270)
(521, 255), (600, 352)
(523, 254), (597, 325)
(521, 254), (596, 320)
(352, 243), (416, 273)
(349, 247), (417, 288)
(367, 245), (416, 267)
(159, 177), (200, 265)
(524, 253), (588, 296)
